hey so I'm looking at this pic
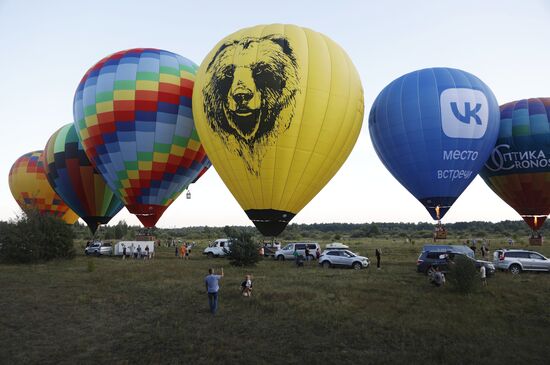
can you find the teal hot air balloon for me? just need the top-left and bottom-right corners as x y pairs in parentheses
(480, 98), (550, 232)
(45, 124), (124, 234)
(73, 48), (211, 227)
(369, 67), (500, 221)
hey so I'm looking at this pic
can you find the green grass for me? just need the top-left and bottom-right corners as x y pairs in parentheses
(1, 238), (549, 364)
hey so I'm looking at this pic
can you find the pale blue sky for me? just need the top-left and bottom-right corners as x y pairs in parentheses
(1, 0), (549, 228)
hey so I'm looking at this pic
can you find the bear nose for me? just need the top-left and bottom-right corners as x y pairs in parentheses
(233, 91), (253, 105)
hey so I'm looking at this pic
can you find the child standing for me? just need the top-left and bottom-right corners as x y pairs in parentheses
(241, 275), (253, 297)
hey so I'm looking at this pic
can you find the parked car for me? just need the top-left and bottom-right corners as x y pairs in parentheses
(203, 238), (232, 258)
(325, 242), (349, 250)
(84, 241), (112, 256)
(319, 249), (369, 269)
(417, 245), (495, 276)
(275, 242), (320, 261)
(493, 249), (550, 274)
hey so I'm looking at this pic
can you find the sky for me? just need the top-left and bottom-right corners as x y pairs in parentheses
(1, 0), (549, 228)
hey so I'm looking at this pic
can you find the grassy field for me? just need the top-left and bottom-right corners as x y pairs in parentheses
(1, 238), (549, 365)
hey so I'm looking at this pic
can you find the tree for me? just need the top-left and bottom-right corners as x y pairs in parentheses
(226, 230), (260, 267)
(447, 255), (478, 294)
(0, 209), (75, 263)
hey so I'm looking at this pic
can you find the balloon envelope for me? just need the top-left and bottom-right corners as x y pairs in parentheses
(44, 123), (124, 234)
(9, 151), (79, 224)
(369, 67), (500, 220)
(73, 48), (211, 227)
(480, 98), (550, 230)
(193, 24), (364, 236)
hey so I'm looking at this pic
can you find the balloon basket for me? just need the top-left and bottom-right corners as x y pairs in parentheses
(529, 236), (543, 246)
(433, 222), (447, 241)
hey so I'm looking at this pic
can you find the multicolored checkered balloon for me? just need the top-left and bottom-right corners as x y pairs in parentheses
(8, 150), (79, 224)
(44, 123), (124, 234)
(73, 48), (210, 227)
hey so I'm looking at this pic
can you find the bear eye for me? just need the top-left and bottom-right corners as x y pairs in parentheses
(252, 62), (283, 91)
(220, 65), (235, 80)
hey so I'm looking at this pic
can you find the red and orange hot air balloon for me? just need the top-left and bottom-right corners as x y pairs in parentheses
(480, 98), (550, 234)
(9, 150), (79, 224)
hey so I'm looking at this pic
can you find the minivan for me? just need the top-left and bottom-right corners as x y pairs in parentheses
(275, 242), (320, 261)
(203, 238), (232, 258)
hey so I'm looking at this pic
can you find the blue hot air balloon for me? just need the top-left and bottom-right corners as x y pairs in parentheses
(369, 67), (500, 220)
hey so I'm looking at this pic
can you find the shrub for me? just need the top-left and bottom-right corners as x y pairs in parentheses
(447, 255), (478, 294)
(226, 231), (260, 267)
(0, 209), (75, 263)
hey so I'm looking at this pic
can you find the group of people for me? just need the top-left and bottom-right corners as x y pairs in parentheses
(175, 242), (193, 259)
(429, 261), (488, 287)
(467, 239), (491, 259)
(121, 243), (153, 260)
(204, 268), (253, 315)
(292, 246), (322, 266)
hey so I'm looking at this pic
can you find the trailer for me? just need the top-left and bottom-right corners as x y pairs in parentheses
(115, 241), (155, 258)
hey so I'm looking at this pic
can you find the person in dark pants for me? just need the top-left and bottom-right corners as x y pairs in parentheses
(205, 267), (224, 315)
(375, 248), (381, 270)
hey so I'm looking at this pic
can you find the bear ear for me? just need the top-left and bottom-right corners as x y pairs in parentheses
(266, 35), (294, 57)
(206, 40), (238, 71)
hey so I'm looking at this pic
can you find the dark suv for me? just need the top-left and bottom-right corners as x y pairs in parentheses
(417, 250), (495, 276)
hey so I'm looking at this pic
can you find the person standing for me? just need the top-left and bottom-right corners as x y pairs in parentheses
(180, 242), (187, 260)
(205, 267), (224, 315)
(375, 248), (382, 270)
(480, 265), (487, 286)
(122, 244), (126, 260)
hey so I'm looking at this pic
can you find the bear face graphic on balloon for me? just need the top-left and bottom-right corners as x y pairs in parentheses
(202, 35), (300, 175)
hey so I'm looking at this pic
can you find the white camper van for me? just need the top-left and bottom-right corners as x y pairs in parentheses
(115, 241), (155, 259)
(203, 238), (232, 258)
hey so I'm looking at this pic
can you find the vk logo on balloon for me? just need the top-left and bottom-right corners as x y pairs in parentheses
(440, 88), (488, 139)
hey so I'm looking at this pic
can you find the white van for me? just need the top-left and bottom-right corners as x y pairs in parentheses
(275, 242), (320, 261)
(115, 241), (155, 258)
(203, 238), (232, 258)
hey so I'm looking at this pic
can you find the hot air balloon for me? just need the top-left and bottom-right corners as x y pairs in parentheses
(480, 98), (550, 241)
(192, 24), (364, 236)
(9, 151), (79, 224)
(73, 48), (211, 227)
(369, 68), (500, 227)
(44, 123), (124, 234)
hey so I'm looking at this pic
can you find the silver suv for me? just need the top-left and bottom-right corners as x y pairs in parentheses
(319, 249), (369, 270)
(85, 241), (113, 256)
(493, 249), (550, 274)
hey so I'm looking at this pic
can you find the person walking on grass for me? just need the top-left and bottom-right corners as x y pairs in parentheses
(205, 267), (224, 315)
(375, 248), (382, 270)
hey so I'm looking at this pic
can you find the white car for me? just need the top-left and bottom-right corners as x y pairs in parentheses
(275, 242), (320, 261)
(84, 241), (112, 256)
(319, 249), (369, 270)
(203, 238), (232, 258)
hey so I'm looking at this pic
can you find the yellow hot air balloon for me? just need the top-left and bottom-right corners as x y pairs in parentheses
(193, 24), (364, 236)
(9, 150), (79, 224)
